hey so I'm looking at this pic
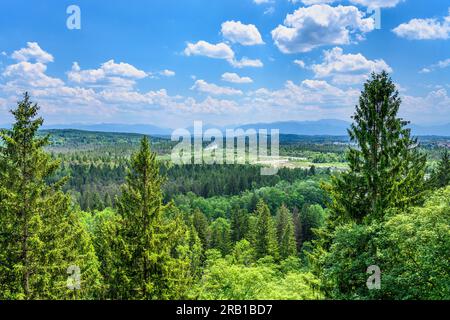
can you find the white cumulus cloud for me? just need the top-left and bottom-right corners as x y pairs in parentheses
(311, 47), (392, 84)
(221, 20), (264, 46)
(184, 41), (234, 60)
(11, 42), (54, 63)
(402, 88), (450, 123)
(101, 60), (147, 79)
(350, 0), (404, 8)
(230, 57), (264, 68)
(221, 72), (253, 84)
(294, 0), (404, 8)
(67, 60), (147, 87)
(393, 9), (450, 40)
(271, 4), (375, 53)
(3, 61), (64, 88)
(294, 59), (306, 68)
(160, 69), (176, 77)
(184, 40), (262, 68)
(420, 58), (450, 73)
(191, 79), (243, 96)
(297, 0), (336, 5)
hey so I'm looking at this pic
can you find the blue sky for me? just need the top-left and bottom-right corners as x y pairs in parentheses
(0, 0), (449, 128)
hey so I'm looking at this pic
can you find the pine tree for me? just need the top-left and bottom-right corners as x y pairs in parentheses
(275, 205), (297, 259)
(209, 218), (231, 255)
(230, 206), (249, 242)
(433, 150), (450, 188)
(104, 193), (113, 208)
(300, 204), (326, 244)
(0, 93), (101, 299)
(292, 207), (303, 252)
(326, 71), (427, 222)
(248, 193), (259, 212)
(115, 136), (189, 299)
(62, 210), (103, 299)
(192, 208), (209, 248)
(253, 200), (278, 260)
(186, 219), (203, 276)
(89, 208), (123, 299)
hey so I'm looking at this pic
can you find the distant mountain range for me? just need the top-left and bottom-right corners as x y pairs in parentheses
(186, 119), (450, 136)
(1, 120), (449, 136)
(237, 119), (351, 136)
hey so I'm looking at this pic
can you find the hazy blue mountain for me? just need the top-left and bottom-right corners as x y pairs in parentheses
(184, 119), (350, 136)
(232, 119), (450, 136)
(234, 120), (450, 136)
(408, 123), (450, 136)
(2, 120), (449, 136)
(236, 119), (351, 136)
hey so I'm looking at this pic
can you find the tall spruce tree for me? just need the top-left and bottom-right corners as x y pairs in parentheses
(192, 208), (209, 249)
(253, 200), (278, 260)
(230, 206), (249, 243)
(327, 71), (427, 222)
(0, 93), (101, 299)
(209, 218), (231, 255)
(292, 207), (303, 252)
(432, 150), (450, 188)
(275, 205), (297, 259)
(186, 218), (203, 277)
(310, 72), (429, 298)
(115, 136), (190, 299)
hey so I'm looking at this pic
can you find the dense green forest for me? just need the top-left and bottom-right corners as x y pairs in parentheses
(0, 72), (449, 300)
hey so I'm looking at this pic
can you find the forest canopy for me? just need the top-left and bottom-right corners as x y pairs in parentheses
(0, 73), (449, 300)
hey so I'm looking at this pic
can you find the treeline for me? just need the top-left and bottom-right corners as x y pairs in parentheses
(45, 129), (173, 155)
(163, 164), (319, 199)
(50, 156), (321, 211)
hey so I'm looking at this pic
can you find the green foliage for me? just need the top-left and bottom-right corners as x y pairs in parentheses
(86, 208), (123, 298)
(164, 164), (313, 199)
(185, 217), (204, 278)
(301, 204), (326, 243)
(190, 248), (322, 300)
(309, 73), (449, 300)
(173, 178), (327, 221)
(209, 218), (231, 255)
(378, 187), (450, 299)
(257, 272), (323, 300)
(275, 205), (297, 259)
(310, 222), (381, 299)
(113, 137), (192, 299)
(253, 200), (279, 260)
(326, 72), (427, 223)
(190, 249), (274, 300)
(0, 93), (101, 299)
(311, 187), (450, 299)
(431, 150), (450, 188)
(2, 90), (447, 301)
(192, 208), (209, 248)
(230, 207), (249, 242)
(292, 207), (303, 252)
(231, 240), (256, 266)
